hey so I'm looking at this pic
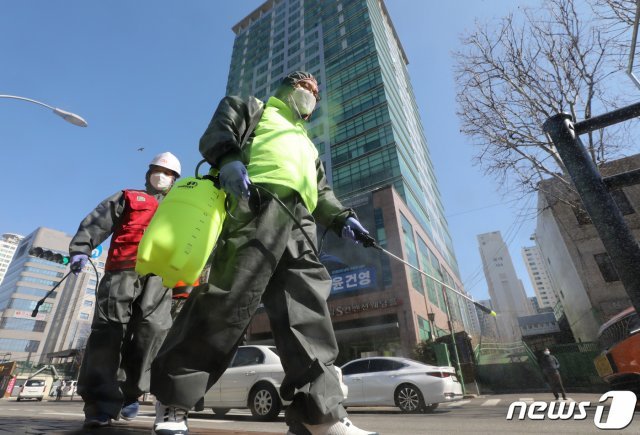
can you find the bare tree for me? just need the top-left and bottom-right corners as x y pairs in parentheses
(591, 0), (637, 67)
(454, 0), (633, 200)
(592, 0), (637, 28)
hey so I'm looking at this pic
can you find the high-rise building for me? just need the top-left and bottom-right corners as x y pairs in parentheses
(227, 0), (472, 361)
(0, 233), (23, 286)
(477, 231), (532, 343)
(522, 245), (558, 311)
(0, 227), (107, 364)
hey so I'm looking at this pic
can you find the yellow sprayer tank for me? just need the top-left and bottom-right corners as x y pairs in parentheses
(136, 176), (226, 288)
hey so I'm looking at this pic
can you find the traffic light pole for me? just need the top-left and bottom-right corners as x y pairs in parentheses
(543, 111), (640, 316)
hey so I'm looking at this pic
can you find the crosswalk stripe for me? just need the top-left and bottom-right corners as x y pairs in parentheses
(518, 398), (534, 402)
(481, 399), (501, 406)
(41, 412), (84, 416)
(443, 400), (470, 407)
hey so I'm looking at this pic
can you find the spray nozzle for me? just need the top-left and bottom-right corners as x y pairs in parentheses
(353, 229), (380, 249)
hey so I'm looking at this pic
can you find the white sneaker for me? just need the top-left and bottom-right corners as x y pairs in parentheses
(289, 417), (378, 435)
(152, 401), (189, 435)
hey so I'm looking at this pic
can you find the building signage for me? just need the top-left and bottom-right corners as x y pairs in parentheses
(331, 266), (376, 294)
(0, 362), (15, 377)
(329, 297), (401, 317)
(4, 376), (16, 398)
(13, 310), (45, 321)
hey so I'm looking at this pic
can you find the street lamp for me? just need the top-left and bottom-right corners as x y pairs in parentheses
(0, 94), (88, 127)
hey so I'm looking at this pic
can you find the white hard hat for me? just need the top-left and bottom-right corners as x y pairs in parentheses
(150, 152), (181, 177)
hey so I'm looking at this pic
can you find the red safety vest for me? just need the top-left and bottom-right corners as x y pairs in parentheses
(105, 190), (158, 271)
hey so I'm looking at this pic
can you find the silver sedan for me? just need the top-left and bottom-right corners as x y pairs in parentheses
(341, 357), (463, 413)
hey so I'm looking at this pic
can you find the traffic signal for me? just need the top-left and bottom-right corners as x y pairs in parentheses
(28, 247), (70, 265)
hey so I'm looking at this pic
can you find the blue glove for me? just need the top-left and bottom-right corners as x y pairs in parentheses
(219, 160), (250, 200)
(70, 254), (89, 275)
(342, 217), (369, 242)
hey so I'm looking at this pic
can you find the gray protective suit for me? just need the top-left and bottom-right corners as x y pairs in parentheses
(70, 174), (172, 419)
(150, 96), (354, 429)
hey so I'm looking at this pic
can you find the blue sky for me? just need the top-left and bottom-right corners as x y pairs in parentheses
(0, 0), (543, 301)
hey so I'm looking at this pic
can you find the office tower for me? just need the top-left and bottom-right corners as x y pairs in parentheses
(227, 0), (470, 360)
(0, 233), (23, 286)
(0, 227), (106, 364)
(522, 245), (558, 311)
(477, 231), (532, 343)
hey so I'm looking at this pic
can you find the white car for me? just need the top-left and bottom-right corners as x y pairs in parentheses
(17, 378), (51, 401)
(49, 380), (78, 397)
(341, 357), (463, 413)
(203, 345), (348, 421)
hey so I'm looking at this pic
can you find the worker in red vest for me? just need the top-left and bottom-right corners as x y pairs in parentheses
(68, 152), (181, 428)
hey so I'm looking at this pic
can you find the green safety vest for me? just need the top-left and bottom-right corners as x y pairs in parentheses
(247, 96), (319, 211)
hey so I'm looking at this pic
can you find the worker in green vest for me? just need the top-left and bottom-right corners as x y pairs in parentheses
(151, 71), (377, 435)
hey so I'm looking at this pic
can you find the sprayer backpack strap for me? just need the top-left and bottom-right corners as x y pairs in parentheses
(239, 96), (265, 151)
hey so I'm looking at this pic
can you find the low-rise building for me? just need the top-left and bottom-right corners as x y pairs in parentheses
(535, 154), (640, 342)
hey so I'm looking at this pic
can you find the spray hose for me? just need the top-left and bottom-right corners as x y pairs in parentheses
(352, 230), (497, 317)
(32, 257), (171, 324)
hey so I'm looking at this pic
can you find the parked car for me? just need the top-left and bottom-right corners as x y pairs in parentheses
(203, 345), (348, 421)
(49, 380), (78, 397)
(594, 306), (640, 393)
(341, 357), (463, 413)
(17, 377), (53, 401)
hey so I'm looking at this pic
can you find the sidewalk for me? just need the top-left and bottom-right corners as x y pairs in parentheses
(1, 417), (280, 434)
(0, 397), (282, 435)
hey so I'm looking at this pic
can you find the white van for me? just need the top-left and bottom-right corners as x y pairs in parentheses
(17, 377), (53, 401)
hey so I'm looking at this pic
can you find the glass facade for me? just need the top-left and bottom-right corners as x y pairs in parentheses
(228, 0), (471, 335)
(227, 0), (458, 267)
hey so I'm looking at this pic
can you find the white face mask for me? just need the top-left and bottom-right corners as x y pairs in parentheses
(150, 172), (174, 191)
(543, 350), (550, 355)
(289, 87), (317, 118)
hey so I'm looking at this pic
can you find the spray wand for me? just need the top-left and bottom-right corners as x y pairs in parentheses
(352, 230), (497, 317)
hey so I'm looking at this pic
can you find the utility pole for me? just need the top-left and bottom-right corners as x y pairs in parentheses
(442, 286), (466, 394)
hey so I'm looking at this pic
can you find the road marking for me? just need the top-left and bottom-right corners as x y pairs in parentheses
(39, 412), (235, 424)
(481, 399), (501, 406)
(443, 400), (470, 407)
(518, 398), (534, 403)
(41, 412), (84, 416)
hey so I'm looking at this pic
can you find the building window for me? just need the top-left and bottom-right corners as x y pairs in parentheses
(9, 298), (52, 313)
(0, 338), (39, 352)
(288, 42), (300, 55)
(288, 54), (301, 68)
(79, 313), (90, 320)
(272, 64), (284, 76)
(0, 317), (46, 332)
(594, 253), (620, 282)
(400, 214), (423, 293)
(417, 315), (431, 341)
(610, 189), (635, 215)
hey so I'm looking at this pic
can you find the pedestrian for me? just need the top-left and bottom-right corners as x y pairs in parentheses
(151, 72), (377, 435)
(540, 348), (567, 400)
(56, 381), (64, 401)
(69, 152), (181, 428)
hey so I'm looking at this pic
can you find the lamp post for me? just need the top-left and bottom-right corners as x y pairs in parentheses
(0, 94), (88, 127)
